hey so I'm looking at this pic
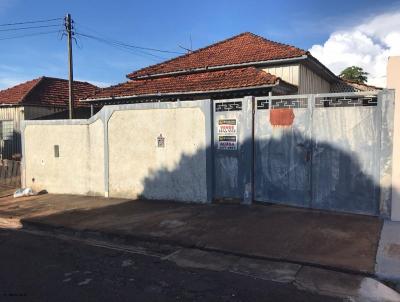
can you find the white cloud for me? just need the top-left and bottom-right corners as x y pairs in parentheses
(309, 11), (400, 87)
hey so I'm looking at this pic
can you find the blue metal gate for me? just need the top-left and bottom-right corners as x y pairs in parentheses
(254, 95), (312, 208)
(213, 91), (394, 216)
(213, 97), (253, 203)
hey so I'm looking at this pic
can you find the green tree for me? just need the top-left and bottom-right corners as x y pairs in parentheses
(339, 66), (369, 84)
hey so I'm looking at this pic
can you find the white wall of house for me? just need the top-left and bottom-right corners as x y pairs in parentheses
(298, 64), (331, 94)
(262, 63), (331, 94)
(263, 65), (299, 86)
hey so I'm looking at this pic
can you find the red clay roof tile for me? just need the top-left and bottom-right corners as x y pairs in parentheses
(127, 32), (307, 79)
(0, 77), (98, 107)
(87, 67), (283, 100)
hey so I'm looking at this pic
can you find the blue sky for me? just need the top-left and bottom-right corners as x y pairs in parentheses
(0, 0), (399, 89)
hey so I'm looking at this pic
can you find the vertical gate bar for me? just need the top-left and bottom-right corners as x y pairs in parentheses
(205, 98), (214, 203)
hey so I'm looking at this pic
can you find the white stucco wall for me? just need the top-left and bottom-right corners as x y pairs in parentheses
(22, 102), (210, 202)
(387, 56), (400, 221)
(108, 107), (208, 202)
(23, 119), (104, 195)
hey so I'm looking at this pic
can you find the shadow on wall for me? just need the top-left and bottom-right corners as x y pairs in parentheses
(138, 129), (391, 217)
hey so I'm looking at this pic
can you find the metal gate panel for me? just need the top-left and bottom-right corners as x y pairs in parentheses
(213, 97), (253, 202)
(213, 91), (392, 216)
(254, 95), (312, 207)
(311, 93), (381, 215)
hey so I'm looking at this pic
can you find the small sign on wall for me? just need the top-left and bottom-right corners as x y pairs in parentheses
(218, 135), (237, 150)
(217, 119), (237, 150)
(217, 119), (237, 134)
(157, 134), (165, 148)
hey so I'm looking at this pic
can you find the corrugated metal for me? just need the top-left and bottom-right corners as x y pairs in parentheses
(298, 64), (330, 94)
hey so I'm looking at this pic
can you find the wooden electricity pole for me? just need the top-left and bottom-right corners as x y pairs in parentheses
(65, 13), (74, 119)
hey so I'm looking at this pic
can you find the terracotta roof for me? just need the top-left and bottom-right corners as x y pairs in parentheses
(127, 32), (307, 79)
(331, 79), (382, 93)
(0, 78), (41, 105)
(86, 67), (288, 100)
(0, 77), (98, 107)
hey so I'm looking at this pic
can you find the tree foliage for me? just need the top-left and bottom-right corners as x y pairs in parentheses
(339, 66), (369, 84)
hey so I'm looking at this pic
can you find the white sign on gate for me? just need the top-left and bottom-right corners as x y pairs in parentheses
(218, 135), (237, 150)
(217, 119), (237, 134)
(217, 119), (237, 150)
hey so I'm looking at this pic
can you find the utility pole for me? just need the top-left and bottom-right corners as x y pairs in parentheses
(65, 13), (74, 119)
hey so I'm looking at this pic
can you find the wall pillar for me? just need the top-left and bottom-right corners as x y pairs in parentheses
(387, 56), (400, 221)
(102, 108), (112, 198)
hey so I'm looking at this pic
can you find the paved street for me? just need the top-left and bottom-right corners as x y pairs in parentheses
(0, 229), (342, 302)
(0, 193), (382, 273)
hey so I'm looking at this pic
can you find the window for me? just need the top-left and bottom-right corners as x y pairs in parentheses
(0, 120), (13, 140)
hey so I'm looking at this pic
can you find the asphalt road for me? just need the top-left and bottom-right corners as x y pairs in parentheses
(0, 229), (342, 302)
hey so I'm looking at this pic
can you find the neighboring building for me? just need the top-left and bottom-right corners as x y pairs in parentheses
(331, 79), (382, 92)
(82, 32), (375, 105)
(0, 76), (98, 159)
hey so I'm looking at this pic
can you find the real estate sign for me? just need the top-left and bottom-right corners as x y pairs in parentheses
(217, 119), (237, 150)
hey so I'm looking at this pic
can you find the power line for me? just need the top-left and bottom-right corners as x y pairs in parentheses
(0, 30), (61, 41)
(0, 24), (62, 32)
(74, 22), (184, 55)
(75, 32), (169, 61)
(0, 17), (63, 27)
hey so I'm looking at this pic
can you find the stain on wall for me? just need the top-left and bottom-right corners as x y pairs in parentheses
(270, 108), (295, 126)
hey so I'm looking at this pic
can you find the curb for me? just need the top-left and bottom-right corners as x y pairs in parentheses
(16, 219), (400, 301)
(21, 218), (374, 277)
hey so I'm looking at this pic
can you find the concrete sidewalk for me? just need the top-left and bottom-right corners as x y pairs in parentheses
(0, 193), (383, 274)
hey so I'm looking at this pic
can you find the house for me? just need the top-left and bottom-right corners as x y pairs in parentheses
(0, 76), (98, 159)
(82, 32), (379, 105)
(331, 79), (382, 92)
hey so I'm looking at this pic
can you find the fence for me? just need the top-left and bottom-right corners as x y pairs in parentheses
(0, 160), (21, 187)
(20, 90), (397, 218)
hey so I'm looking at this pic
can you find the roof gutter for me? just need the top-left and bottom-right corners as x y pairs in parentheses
(81, 83), (279, 103)
(129, 55), (309, 80)
(0, 103), (23, 107)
